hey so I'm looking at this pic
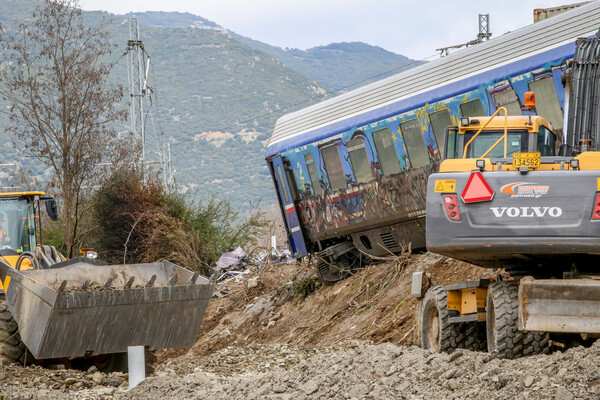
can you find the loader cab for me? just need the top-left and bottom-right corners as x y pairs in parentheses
(444, 116), (557, 161)
(0, 192), (53, 255)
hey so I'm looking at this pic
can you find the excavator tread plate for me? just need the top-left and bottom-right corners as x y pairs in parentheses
(519, 279), (600, 333)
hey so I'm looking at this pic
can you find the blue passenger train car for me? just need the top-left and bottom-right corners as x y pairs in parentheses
(265, 3), (600, 282)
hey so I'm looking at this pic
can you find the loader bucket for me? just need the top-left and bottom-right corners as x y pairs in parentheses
(0, 257), (214, 360)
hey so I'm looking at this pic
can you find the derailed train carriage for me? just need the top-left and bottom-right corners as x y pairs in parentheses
(265, 2), (600, 282)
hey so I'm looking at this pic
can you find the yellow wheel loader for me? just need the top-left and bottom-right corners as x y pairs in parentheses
(0, 192), (213, 369)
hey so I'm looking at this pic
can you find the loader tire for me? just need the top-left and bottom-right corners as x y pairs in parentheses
(420, 286), (463, 353)
(92, 349), (156, 375)
(0, 299), (24, 365)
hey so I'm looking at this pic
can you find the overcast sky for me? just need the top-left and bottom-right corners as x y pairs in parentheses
(79, 0), (589, 60)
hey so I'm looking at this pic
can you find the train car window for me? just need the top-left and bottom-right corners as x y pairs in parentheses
(304, 154), (322, 196)
(276, 164), (289, 203)
(284, 161), (300, 201)
(346, 138), (372, 184)
(321, 145), (347, 191)
(429, 110), (452, 155)
(492, 88), (522, 115)
(460, 100), (485, 118)
(529, 77), (564, 131)
(401, 119), (430, 168)
(372, 128), (402, 176)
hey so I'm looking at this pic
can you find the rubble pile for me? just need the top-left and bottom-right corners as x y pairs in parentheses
(129, 341), (600, 399)
(0, 364), (129, 399)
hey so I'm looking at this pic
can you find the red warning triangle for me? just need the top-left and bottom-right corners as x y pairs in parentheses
(461, 171), (495, 203)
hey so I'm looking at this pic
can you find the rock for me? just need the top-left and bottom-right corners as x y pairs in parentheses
(87, 365), (98, 373)
(346, 383), (369, 397)
(524, 375), (534, 388)
(300, 379), (319, 395)
(554, 386), (573, 400)
(91, 371), (105, 385)
(588, 370), (600, 381)
(248, 277), (259, 289)
(97, 387), (115, 395)
(273, 385), (287, 393)
(442, 368), (457, 380)
(102, 377), (122, 387)
(447, 351), (463, 362)
(494, 376), (507, 390)
(64, 377), (77, 385)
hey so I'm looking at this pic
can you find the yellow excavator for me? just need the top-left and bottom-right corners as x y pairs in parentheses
(0, 191), (213, 369)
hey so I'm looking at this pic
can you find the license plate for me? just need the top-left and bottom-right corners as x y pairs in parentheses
(512, 152), (540, 169)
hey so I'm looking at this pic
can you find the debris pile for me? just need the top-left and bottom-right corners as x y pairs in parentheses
(130, 341), (600, 399)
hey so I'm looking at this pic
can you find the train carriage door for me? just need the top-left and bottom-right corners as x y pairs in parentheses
(270, 156), (308, 257)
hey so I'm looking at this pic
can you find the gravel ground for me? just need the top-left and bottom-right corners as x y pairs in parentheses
(2, 339), (600, 399)
(124, 341), (600, 400)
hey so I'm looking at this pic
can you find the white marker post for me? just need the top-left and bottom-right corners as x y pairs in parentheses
(128, 346), (145, 389)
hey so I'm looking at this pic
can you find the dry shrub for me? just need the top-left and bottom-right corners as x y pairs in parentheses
(92, 171), (266, 272)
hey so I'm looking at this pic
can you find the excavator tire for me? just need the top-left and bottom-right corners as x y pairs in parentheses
(420, 286), (464, 353)
(486, 281), (548, 358)
(463, 322), (487, 352)
(523, 331), (550, 356)
(0, 298), (24, 366)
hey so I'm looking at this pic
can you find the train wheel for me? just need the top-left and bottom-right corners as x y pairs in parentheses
(315, 257), (350, 283)
(315, 242), (366, 284)
(420, 286), (462, 353)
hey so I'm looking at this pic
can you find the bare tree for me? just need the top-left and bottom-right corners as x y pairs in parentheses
(0, 0), (136, 257)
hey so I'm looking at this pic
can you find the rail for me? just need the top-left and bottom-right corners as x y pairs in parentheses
(462, 107), (508, 159)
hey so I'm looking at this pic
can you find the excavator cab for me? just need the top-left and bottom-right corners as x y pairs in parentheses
(443, 112), (557, 162)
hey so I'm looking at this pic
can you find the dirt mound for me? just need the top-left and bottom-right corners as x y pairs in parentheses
(176, 251), (488, 359)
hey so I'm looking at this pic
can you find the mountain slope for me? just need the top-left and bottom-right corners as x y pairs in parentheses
(231, 34), (424, 90)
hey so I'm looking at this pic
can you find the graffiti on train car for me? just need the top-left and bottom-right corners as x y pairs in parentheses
(295, 165), (434, 236)
(275, 59), (569, 243)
